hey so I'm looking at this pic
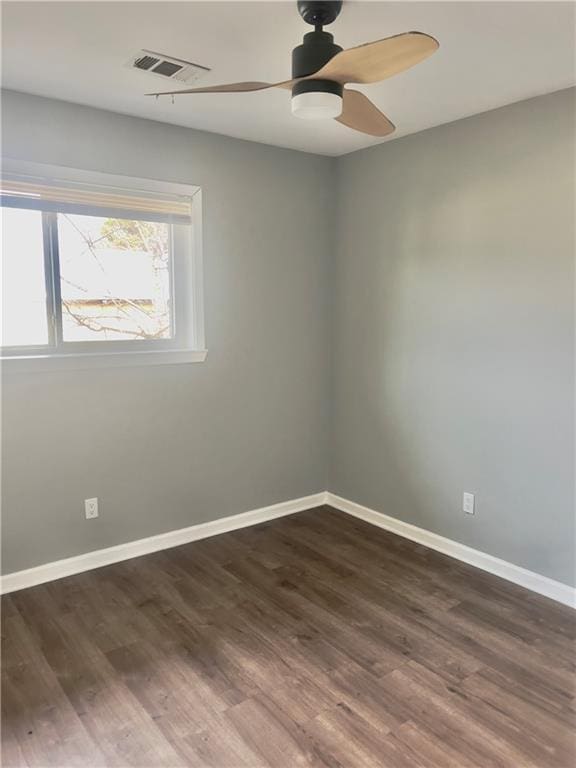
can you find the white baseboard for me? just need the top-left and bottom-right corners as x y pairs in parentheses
(0, 492), (327, 595)
(3, 490), (573, 609)
(326, 493), (575, 609)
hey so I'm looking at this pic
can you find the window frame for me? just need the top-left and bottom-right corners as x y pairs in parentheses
(1, 160), (206, 372)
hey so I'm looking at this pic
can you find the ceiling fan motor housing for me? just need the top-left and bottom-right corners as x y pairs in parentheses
(291, 31), (343, 118)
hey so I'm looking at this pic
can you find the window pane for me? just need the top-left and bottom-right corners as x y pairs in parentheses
(57, 214), (173, 342)
(1, 207), (50, 347)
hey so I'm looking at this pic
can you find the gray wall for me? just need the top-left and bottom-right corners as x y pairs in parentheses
(1, 90), (334, 573)
(2, 88), (574, 588)
(331, 88), (575, 586)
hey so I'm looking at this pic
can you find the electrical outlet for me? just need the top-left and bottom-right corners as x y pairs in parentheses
(463, 492), (475, 515)
(85, 498), (99, 519)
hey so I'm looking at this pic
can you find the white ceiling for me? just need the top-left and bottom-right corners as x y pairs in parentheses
(2, 1), (575, 156)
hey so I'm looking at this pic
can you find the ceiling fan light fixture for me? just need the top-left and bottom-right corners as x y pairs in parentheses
(291, 90), (342, 119)
(291, 78), (343, 120)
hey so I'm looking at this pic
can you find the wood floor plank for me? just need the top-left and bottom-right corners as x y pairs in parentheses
(460, 671), (576, 764)
(394, 720), (482, 768)
(2, 505), (575, 767)
(226, 694), (342, 768)
(401, 661), (568, 767)
(306, 703), (428, 768)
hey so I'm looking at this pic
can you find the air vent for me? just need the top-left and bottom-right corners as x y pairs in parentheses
(134, 54), (160, 71)
(126, 49), (210, 84)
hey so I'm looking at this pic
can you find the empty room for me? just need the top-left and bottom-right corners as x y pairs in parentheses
(1, 1), (575, 766)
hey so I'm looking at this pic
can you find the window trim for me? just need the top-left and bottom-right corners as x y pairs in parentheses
(1, 159), (206, 372)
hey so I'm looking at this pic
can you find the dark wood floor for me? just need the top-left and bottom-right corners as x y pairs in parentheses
(2, 506), (575, 767)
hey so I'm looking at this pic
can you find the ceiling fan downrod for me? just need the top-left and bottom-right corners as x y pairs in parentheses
(292, 1), (344, 120)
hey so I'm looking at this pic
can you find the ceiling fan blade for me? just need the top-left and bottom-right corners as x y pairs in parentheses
(312, 31), (438, 85)
(336, 90), (395, 137)
(147, 80), (293, 97)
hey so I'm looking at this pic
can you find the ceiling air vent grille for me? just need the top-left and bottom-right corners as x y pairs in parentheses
(126, 49), (210, 84)
(134, 54), (161, 71)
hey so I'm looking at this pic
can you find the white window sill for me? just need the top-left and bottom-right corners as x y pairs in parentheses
(1, 349), (208, 373)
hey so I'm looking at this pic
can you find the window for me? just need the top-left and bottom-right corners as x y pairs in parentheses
(1, 162), (205, 371)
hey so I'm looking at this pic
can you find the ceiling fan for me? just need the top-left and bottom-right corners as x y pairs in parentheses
(149, 0), (439, 138)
